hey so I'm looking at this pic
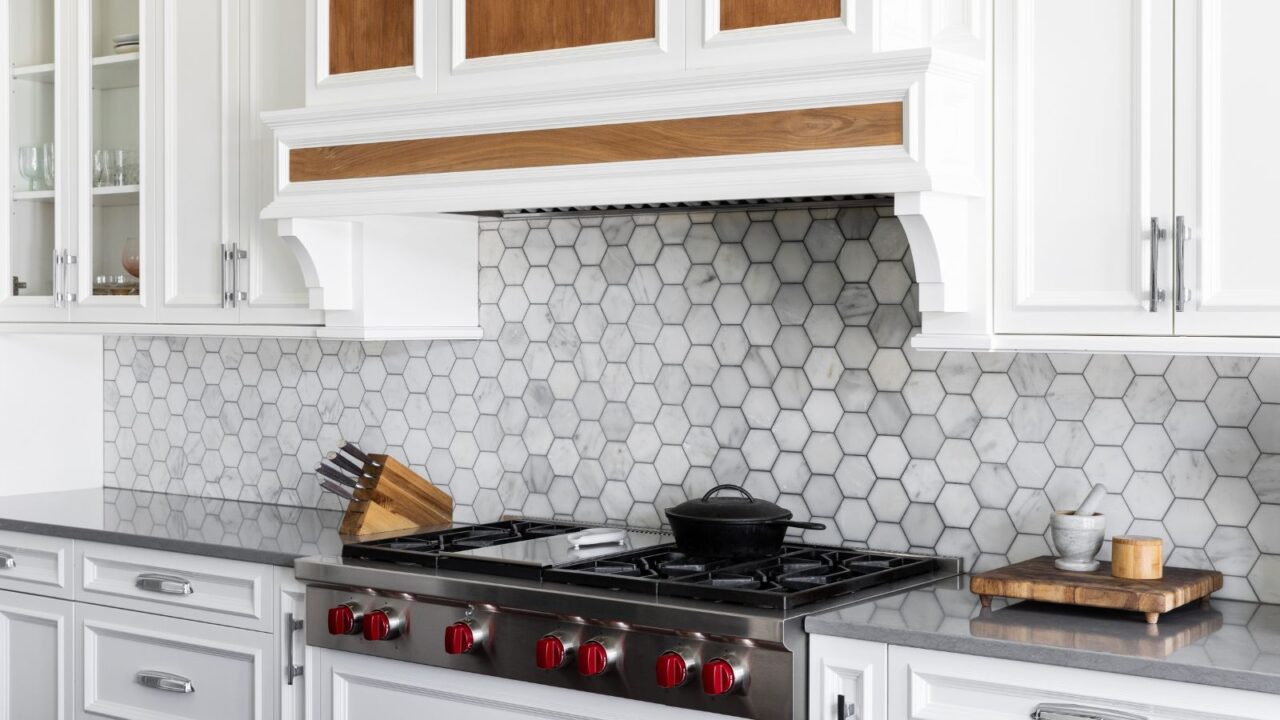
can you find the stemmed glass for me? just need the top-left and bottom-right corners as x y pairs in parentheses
(17, 146), (39, 191)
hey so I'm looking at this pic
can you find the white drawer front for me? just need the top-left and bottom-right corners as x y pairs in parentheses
(0, 530), (73, 599)
(889, 645), (1277, 720)
(77, 542), (272, 631)
(77, 603), (272, 720)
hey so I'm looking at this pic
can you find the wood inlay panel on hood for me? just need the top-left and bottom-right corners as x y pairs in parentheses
(329, 0), (415, 74)
(289, 102), (904, 182)
(465, 0), (655, 59)
(720, 0), (842, 31)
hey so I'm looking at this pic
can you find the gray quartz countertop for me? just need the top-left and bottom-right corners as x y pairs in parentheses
(0, 488), (344, 566)
(806, 576), (1280, 695)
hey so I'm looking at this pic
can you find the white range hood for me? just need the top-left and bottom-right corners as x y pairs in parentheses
(263, 47), (990, 340)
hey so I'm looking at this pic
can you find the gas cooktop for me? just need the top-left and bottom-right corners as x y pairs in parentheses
(343, 519), (939, 609)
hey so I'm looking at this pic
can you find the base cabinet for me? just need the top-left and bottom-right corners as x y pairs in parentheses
(811, 636), (1278, 720)
(0, 589), (73, 720)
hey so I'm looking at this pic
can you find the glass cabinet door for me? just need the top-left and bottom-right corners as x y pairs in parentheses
(77, 0), (145, 316)
(4, 0), (63, 318)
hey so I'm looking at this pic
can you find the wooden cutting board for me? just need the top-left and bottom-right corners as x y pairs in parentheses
(970, 556), (1222, 624)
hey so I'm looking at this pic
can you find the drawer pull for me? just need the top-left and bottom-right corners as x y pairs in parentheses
(135, 573), (194, 595)
(1032, 704), (1147, 720)
(136, 670), (195, 694)
(0, 551), (14, 569)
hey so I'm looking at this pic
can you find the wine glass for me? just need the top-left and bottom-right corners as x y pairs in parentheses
(17, 146), (39, 191)
(93, 150), (111, 187)
(39, 143), (54, 190)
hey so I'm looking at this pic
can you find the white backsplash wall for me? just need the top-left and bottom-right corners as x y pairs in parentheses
(104, 206), (1280, 602)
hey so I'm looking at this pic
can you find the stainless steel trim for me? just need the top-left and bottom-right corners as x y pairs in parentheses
(136, 670), (195, 694)
(1149, 217), (1166, 312)
(0, 551), (14, 569)
(1175, 215), (1189, 311)
(1032, 703), (1147, 720)
(285, 612), (304, 685)
(134, 572), (195, 595)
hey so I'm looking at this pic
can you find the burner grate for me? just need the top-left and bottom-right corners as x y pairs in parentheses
(545, 544), (939, 609)
(343, 520), (588, 567)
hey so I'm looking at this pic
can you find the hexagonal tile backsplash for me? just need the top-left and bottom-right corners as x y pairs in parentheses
(104, 206), (1280, 603)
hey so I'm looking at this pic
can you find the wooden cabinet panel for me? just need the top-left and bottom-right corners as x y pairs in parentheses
(290, 102), (903, 182)
(720, 0), (842, 31)
(464, 0), (654, 58)
(329, 0), (414, 74)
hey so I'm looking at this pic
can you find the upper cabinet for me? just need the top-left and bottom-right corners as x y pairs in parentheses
(992, 0), (1280, 347)
(0, 0), (318, 332)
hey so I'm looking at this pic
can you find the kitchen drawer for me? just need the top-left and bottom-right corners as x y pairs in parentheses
(76, 541), (273, 632)
(77, 602), (272, 720)
(0, 530), (74, 599)
(889, 645), (1276, 720)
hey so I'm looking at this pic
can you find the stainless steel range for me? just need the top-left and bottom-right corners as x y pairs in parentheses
(296, 520), (961, 719)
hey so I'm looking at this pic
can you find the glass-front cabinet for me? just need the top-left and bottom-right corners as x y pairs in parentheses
(3, 0), (65, 320)
(3, 0), (154, 322)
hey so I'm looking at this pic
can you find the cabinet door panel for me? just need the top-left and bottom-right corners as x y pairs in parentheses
(0, 589), (72, 720)
(157, 0), (238, 324)
(995, 0), (1174, 335)
(808, 635), (886, 720)
(1173, 0), (1280, 336)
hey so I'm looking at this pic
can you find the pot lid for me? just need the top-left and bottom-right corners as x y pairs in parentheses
(665, 484), (792, 523)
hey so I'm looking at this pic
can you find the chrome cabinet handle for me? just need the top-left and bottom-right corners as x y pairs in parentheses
(837, 692), (857, 719)
(220, 245), (231, 308)
(0, 551), (14, 569)
(285, 612), (304, 686)
(231, 242), (247, 307)
(136, 670), (195, 694)
(53, 250), (63, 308)
(64, 252), (77, 304)
(135, 572), (194, 595)
(1148, 217), (1166, 312)
(1032, 703), (1147, 720)
(1175, 215), (1190, 311)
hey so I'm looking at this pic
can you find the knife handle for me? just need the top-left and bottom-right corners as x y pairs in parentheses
(339, 441), (374, 466)
(326, 452), (365, 477)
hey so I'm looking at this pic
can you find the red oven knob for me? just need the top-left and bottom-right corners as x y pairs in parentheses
(362, 607), (403, 641)
(702, 658), (738, 695)
(536, 633), (573, 670)
(577, 639), (612, 677)
(656, 651), (692, 688)
(327, 603), (362, 635)
(444, 621), (477, 654)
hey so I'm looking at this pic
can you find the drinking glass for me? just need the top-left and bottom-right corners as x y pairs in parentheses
(39, 143), (54, 190)
(110, 149), (127, 186)
(17, 146), (39, 191)
(122, 150), (139, 186)
(93, 149), (112, 187)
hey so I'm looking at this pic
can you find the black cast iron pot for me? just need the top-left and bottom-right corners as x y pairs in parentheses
(665, 484), (827, 559)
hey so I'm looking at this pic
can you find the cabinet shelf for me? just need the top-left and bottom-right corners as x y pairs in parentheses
(91, 185), (139, 206)
(91, 54), (138, 90)
(12, 189), (55, 202)
(11, 63), (55, 83)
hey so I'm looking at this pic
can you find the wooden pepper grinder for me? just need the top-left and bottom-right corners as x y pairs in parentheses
(1111, 536), (1163, 580)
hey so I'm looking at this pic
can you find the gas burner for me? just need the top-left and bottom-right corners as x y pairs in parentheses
(546, 544), (939, 609)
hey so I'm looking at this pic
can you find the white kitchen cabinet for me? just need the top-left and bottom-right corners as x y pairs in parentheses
(77, 602), (273, 720)
(995, 0), (1174, 336)
(313, 648), (724, 720)
(887, 644), (1275, 720)
(994, 0), (1280, 343)
(158, 0), (318, 327)
(0, 588), (73, 720)
(809, 635), (886, 720)
(1172, 0), (1280, 337)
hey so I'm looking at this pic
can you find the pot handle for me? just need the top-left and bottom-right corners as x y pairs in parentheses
(776, 520), (827, 531)
(701, 484), (755, 502)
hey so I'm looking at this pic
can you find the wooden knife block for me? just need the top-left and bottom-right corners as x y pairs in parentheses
(339, 454), (453, 536)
